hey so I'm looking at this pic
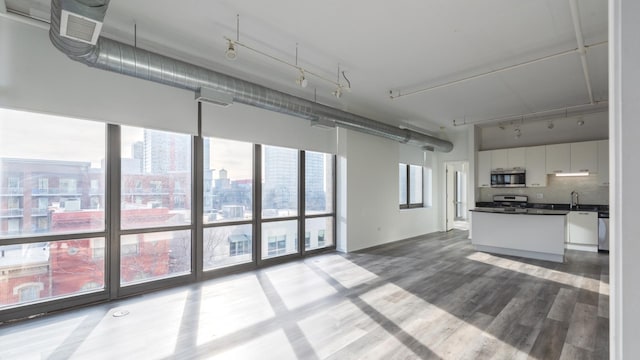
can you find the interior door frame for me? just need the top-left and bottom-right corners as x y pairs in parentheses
(445, 161), (469, 231)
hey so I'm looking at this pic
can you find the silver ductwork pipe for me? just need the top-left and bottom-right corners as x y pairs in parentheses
(49, 0), (453, 152)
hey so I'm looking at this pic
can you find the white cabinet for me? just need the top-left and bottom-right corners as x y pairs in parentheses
(546, 143), (571, 174)
(491, 148), (525, 170)
(478, 151), (492, 188)
(525, 146), (547, 187)
(567, 211), (598, 252)
(597, 140), (609, 186)
(570, 141), (598, 173)
(507, 148), (526, 169)
(491, 149), (508, 170)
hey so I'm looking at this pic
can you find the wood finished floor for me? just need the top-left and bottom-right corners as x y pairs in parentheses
(0, 230), (609, 359)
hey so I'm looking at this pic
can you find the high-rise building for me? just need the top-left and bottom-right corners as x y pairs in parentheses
(305, 152), (327, 211)
(263, 146), (298, 211)
(143, 129), (190, 174)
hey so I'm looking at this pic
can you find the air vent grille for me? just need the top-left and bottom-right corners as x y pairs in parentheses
(60, 8), (103, 45)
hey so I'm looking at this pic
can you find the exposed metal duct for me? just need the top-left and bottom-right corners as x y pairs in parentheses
(48, 0), (453, 152)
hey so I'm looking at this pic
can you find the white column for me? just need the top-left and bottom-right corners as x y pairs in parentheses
(610, 0), (640, 358)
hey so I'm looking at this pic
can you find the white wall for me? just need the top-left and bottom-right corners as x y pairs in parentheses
(0, 16), (197, 134)
(435, 127), (476, 230)
(611, 0), (640, 358)
(336, 128), (440, 252)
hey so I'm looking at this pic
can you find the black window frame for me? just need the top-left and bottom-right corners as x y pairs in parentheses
(399, 163), (424, 209)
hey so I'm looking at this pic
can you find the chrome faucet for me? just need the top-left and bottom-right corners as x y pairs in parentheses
(570, 190), (579, 209)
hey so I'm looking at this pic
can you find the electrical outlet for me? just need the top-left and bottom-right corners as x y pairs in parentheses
(536, 193), (544, 199)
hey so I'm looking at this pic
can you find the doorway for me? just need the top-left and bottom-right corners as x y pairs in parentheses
(445, 161), (469, 231)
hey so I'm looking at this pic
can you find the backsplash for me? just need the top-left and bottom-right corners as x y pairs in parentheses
(478, 174), (609, 205)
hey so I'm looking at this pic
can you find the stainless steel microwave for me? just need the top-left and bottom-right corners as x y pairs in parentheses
(491, 169), (526, 187)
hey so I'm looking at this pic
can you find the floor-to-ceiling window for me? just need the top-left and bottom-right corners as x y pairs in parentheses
(261, 145), (299, 260)
(202, 137), (253, 270)
(0, 109), (107, 312)
(0, 108), (336, 321)
(304, 151), (335, 251)
(120, 127), (193, 287)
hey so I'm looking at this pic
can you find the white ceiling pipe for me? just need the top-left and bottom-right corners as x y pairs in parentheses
(569, 0), (595, 104)
(452, 101), (608, 127)
(390, 42), (606, 100)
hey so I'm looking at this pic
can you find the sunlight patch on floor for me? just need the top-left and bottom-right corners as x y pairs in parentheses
(467, 252), (604, 294)
(265, 263), (337, 310)
(308, 254), (379, 289)
(197, 274), (275, 346)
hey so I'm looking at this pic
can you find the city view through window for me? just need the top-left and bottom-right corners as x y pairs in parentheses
(0, 109), (335, 311)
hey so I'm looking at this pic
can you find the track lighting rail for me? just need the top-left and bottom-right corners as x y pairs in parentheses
(224, 36), (350, 96)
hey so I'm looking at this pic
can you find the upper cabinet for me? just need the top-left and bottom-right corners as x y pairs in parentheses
(491, 148), (525, 170)
(491, 149), (508, 170)
(597, 140), (609, 186)
(478, 151), (492, 188)
(507, 148), (526, 169)
(477, 140), (608, 188)
(570, 141), (598, 173)
(546, 141), (600, 174)
(525, 146), (547, 187)
(545, 143), (571, 174)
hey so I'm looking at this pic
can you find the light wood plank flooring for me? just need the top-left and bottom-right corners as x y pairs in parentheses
(0, 230), (609, 359)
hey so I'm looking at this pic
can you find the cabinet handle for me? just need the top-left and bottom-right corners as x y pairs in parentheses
(553, 170), (562, 173)
(531, 183), (539, 186)
(579, 212), (590, 215)
(580, 169), (589, 172)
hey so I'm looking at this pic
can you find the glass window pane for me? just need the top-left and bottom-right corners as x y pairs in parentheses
(305, 217), (334, 251)
(262, 146), (298, 218)
(204, 138), (253, 224)
(305, 152), (333, 215)
(203, 224), (252, 271)
(399, 164), (407, 205)
(121, 127), (192, 229)
(0, 238), (105, 309)
(0, 109), (106, 238)
(424, 167), (433, 207)
(261, 220), (297, 259)
(409, 165), (423, 204)
(120, 230), (191, 286)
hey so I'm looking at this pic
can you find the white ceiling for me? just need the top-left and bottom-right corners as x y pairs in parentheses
(7, 0), (609, 133)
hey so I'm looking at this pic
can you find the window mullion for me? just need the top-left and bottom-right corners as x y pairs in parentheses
(106, 124), (121, 299)
(193, 105), (204, 280)
(299, 150), (306, 254)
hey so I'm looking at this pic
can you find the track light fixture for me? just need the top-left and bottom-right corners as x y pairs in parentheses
(296, 70), (308, 88)
(514, 127), (521, 139)
(223, 15), (351, 96)
(225, 40), (237, 61)
(547, 120), (554, 129)
(577, 119), (585, 126)
(333, 86), (343, 99)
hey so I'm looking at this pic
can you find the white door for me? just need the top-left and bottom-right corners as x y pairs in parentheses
(446, 163), (455, 231)
(446, 161), (469, 231)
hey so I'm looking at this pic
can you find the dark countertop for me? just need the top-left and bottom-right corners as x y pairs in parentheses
(475, 202), (608, 212)
(471, 207), (570, 215)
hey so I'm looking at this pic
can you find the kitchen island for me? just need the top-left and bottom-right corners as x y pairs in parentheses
(470, 207), (569, 262)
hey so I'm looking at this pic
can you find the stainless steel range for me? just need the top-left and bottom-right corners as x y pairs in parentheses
(492, 195), (528, 210)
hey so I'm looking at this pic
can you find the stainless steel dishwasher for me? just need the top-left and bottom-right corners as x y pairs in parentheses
(598, 211), (609, 251)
